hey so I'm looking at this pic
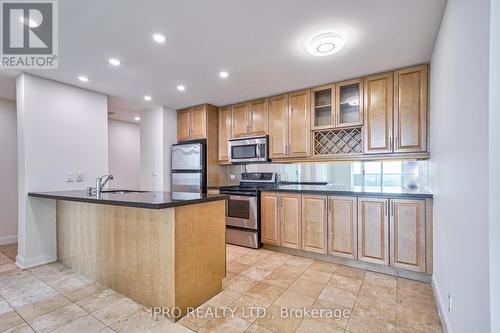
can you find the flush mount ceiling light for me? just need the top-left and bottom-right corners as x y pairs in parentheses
(134, 116), (141, 121)
(177, 85), (186, 91)
(78, 75), (89, 82)
(108, 58), (121, 66)
(306, 32), (346, 57)
(144, 95), (152, 101)
(219, 71), (229, 79)
(152, 33), (166, 44)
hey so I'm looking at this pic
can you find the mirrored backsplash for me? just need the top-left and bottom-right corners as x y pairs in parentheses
(229, 160), (428, 190)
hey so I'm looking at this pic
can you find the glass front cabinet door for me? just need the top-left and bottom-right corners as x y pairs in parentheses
(311, 84), (335, 130)
(335, 79), (364, 127)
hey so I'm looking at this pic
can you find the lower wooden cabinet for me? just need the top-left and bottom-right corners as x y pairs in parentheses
(261, 192), (301, 249)
(390, 199), (426, 272)
(301, 195), (328, 254)
(261, 192), (280, 245)
(357, 197), (389, 265)
(328, 196), (357, 259)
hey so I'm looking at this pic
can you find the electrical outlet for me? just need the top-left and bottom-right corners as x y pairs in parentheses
(230, 174), (236, 180)
(66, 172), (74, 182)
(448, 294), (453, 316)
(75, 172), (84, 182)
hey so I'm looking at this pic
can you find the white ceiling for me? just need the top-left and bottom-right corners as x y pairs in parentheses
(0, 0), (446, 122)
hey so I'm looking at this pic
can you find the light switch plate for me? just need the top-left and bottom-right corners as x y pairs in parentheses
(66, 172), (74, 182)
(75, 172), (84, 182)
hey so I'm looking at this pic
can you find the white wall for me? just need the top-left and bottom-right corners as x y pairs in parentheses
(163, 107), (177, 191)
(429, 0), (491, 332)
(16, 74), (108, 268)
(489, 0), (499, 331)
(0, 98), (18, 245)
(108, 120), (140, 189)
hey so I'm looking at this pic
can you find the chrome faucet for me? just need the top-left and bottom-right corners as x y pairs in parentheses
(96, 175), (114, 198)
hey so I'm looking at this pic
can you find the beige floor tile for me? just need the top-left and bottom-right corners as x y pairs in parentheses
(5, 282), (59, 309)
(300, 268), (332, 284)
(0, 254), (13, 266)
(0, 268), (31, 284)
(0, 264), (18, 274)
(227, 276), (259, 293)
(295, 318), (344, 333)
(178, 305), (217, 331)
(308, 261), (338, 274)
(0, 310), (25, 332)
(51, 314), (107, 333)
(76, 288), (126, 312)
(28, 303), (87, 333)
(261, 268), (300, 289)
(14, 293), (71, 321)
(65, 283), (107, 302)
(354, 293), (396, 324)
(49, 273), (94, 296)
(397, 287), (436, 308)
(239, 267), (273, 281)
(109, 307), (162, 333)
(147, 319), (195, 333)
(227, 261), (251, 274)
(233, 254), (263, 266)
(397, 278), (433, 294)
(364, 272), (397, 289)
(328, 274), (363, 294)
(199, 316), (251, 333)
(346, 306), (396, 333)
(273, 290), (316, 310)
(253, 304), (302, 333)
(252, 258), (285, 272)
(318, 285), (357, 308)
(245, 282), (285, 304)
(396, 304), (443, 333)
(310, 299), (351, 330)
(244, 323), (272, 333)
(334, 266), (366, 280)
(284, 256), (313, 269)
(230, 294), (271, 323)
(358, 283), (396, 302)
(0, 245), (17, 259)
(2, 322), (35, 333)
(287, 277), (325, 298)
(222, 272), (237, 289)
(205, 289), (241, 308)
(91, 297), (142, 326)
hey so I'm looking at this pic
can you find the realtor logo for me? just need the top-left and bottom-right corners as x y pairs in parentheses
(0, 0), (58, 69)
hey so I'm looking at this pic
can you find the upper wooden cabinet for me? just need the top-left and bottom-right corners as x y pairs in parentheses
(363, 72), (394, 154)
(301, 195), (328, 254)
(357, 197), (389, 265)
(390, 199), (426, 272)
(177, 105), (209, 142)
(269, 90), (311, 159)
(394, 65), (428, 153)
(231, 99), (269, 138)
(311, 84), (335, 130)
(336, 79), (363, 127)
(217, 106), (231, 163)
(328, 196), (357, 259)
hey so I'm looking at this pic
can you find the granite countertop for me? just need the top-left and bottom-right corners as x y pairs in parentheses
(261, 184), (433, 199)
(28, 190), (229, 209)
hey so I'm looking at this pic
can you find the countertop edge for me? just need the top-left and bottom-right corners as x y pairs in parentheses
(28, 192), (229, 209)
(258, 188), (433, 199)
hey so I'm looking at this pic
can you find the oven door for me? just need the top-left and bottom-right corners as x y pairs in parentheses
(229, 137), (268, 163)
(226, 195), (258, 230)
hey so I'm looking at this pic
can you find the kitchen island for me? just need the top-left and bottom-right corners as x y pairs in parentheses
(28, 190), (228, 320)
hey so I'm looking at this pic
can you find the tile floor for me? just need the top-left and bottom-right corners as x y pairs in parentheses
(0, 243), (443, 333)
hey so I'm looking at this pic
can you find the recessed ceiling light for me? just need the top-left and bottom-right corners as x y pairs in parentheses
(306, 32), (346, 57)
(144, 95), (152, 101)
(152, 33), (166, 44)
(134, 116), (141, 121)
(219, 71), (229, 78)
(108, 58), (121, 66)
(177, 85), (186, 91)
(78, 75), (89, 82)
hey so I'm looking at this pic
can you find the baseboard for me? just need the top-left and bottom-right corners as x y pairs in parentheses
(432, 276), (452, 333)
(0, 235), (17, 246)
(16, 254), (57, 269)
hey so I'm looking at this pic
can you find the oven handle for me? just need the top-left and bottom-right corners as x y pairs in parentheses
(228, 195), (257, 201)
(256, 143), (261, 159)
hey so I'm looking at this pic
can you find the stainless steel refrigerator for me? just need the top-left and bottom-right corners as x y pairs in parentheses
(171, 141), (207, 194)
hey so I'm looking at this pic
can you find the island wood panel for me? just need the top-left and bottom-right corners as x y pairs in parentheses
(328, 196), (357, 259)
(357, 197), (389, 265)
(425, 198), (433, 274)
(390, 199), (426, 272)
(363, 72), (394, 154)
(190, 105), (207, 140)
(218, 106), (231, 163)
(288, 89), (311, 157)
(281, 193), (302, 249)
(261, 192), (280, 245)
(394, 64), (428, 152)
(57, 200), (225, 319)
(177, 109), (191, 142)
(231, 103), (249, 138)
(301, 195), (328, 254)
(249, 98), (268, 136)
(268, 94), (289, 159)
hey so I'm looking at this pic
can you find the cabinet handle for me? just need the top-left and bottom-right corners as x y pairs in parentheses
(389, 136), (393, 151)
(384, 202), (388, 216)
(395, 136), (399, 150)
(391, 201), (394, 216)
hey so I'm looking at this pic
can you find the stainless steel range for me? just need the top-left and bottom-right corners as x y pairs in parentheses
(219, 172), (278, 248)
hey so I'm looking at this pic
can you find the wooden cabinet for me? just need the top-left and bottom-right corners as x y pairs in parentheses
(218, 106), (231, 163)
(301, 195), (328, 254)
(394, 65), (428, 153)
(207, 189), (220, 195)
(363, 72), (394, 154)
(268, 94), (289, 158)
(336, 79), (363, 127)
(281, 193), (302, 249)
(231, 99), (269, 139)
(177, 105), (208, 142)
(357, 197), (389, 265)
(311, 85), (335, 130)
(390, 199), (426, 272)
(261, 192), (280, 245)
(327, 196), (357, 259)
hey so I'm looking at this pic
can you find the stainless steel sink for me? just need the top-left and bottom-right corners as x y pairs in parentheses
(101, 190), (149, 194)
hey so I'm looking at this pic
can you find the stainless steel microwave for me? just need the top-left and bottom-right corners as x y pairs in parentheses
(229, 136), (269, 163)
